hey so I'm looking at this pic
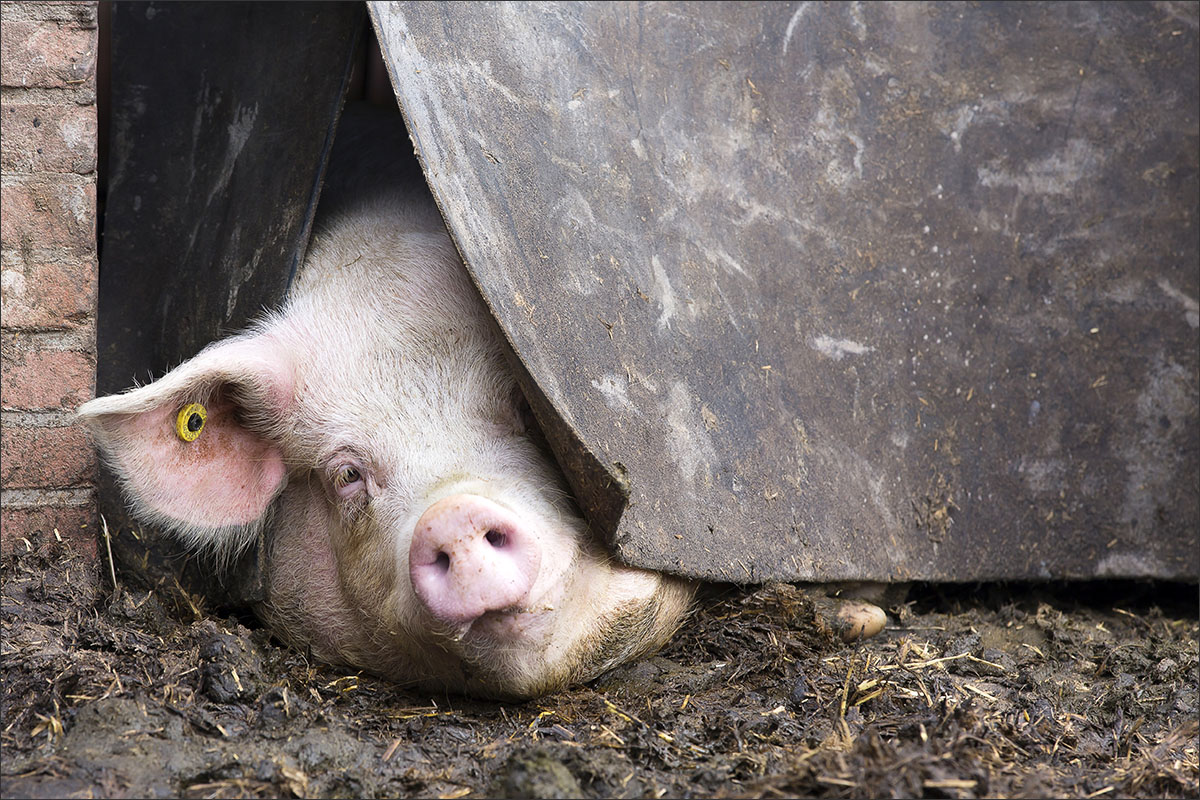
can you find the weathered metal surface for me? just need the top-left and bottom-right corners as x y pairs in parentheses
(373, 1), (1199, 583)
(98, 1), (364, 601)
(98, 1), (364, 394)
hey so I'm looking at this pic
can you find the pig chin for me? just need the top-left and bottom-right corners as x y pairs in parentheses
(420, 589), (562, 645)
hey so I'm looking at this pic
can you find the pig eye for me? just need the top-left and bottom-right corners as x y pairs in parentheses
(331, 465), (364, 496)
(174, 403), (207, 442)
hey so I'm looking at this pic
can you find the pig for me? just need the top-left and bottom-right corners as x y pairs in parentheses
(78, 104), (695, 699)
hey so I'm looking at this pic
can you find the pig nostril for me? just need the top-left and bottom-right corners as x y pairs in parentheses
(410, 496), (542, 627)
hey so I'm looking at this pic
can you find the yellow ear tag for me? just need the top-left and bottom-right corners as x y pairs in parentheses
(175, 403), (208, 442)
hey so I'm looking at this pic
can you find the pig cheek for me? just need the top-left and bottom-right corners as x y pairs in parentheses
(264, 493), (350, 660)
(537, 567), (686, 688)
(117, 396), (285, 527)
(266, 489), (416, 673)
(329, 512), (407, 637)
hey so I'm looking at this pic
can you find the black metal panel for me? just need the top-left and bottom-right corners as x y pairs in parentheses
(97, 1), (364, 602)
(99, 1), (364, 393)
(373, 2), (1199, 582)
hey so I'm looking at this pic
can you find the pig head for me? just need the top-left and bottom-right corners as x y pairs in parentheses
(79, 107), (694, 699)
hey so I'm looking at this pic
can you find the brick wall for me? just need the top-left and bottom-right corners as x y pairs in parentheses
(0, 1), (99, 559)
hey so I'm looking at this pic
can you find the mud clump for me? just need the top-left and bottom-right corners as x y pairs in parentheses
(3, 538), (1197, 798)
(493, 747), (583, 798)
(199, 623), (267, 704)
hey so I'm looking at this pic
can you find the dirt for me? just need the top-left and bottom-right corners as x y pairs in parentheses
(2, 533), (1196, 799)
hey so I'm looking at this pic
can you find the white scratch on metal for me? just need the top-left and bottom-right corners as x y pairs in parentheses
(782, 2), (811, 55)
(812, 335), (873, 360)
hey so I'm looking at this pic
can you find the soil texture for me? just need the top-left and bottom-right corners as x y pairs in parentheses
(2, 536), (1197, 799)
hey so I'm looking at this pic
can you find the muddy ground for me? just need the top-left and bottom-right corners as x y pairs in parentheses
(2, 533), (1197, 799)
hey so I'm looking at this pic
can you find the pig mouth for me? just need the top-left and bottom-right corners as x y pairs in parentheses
(436, 603), (555, 644)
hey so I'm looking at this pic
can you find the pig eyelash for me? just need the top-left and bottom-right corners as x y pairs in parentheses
(330, 463), (366, 499)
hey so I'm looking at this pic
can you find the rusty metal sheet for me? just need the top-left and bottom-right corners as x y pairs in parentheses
(373, 1), (1199, 583)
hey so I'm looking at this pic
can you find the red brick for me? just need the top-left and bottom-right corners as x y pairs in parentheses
(0, 20), (95, 89)
(0, 3), (98, 26)
(0, 343), (94, 410)
(1, 103), (97, 174)
(0, 176), (96, 252)
(0, 254), (97, 330)
(0, 503), (97, 560)
(0, 423), (96, 488)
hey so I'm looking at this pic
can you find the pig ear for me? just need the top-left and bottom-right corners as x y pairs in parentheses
(78, 331), (295, 554)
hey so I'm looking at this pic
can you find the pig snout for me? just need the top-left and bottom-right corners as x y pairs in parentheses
(409, 495), (542, 628)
